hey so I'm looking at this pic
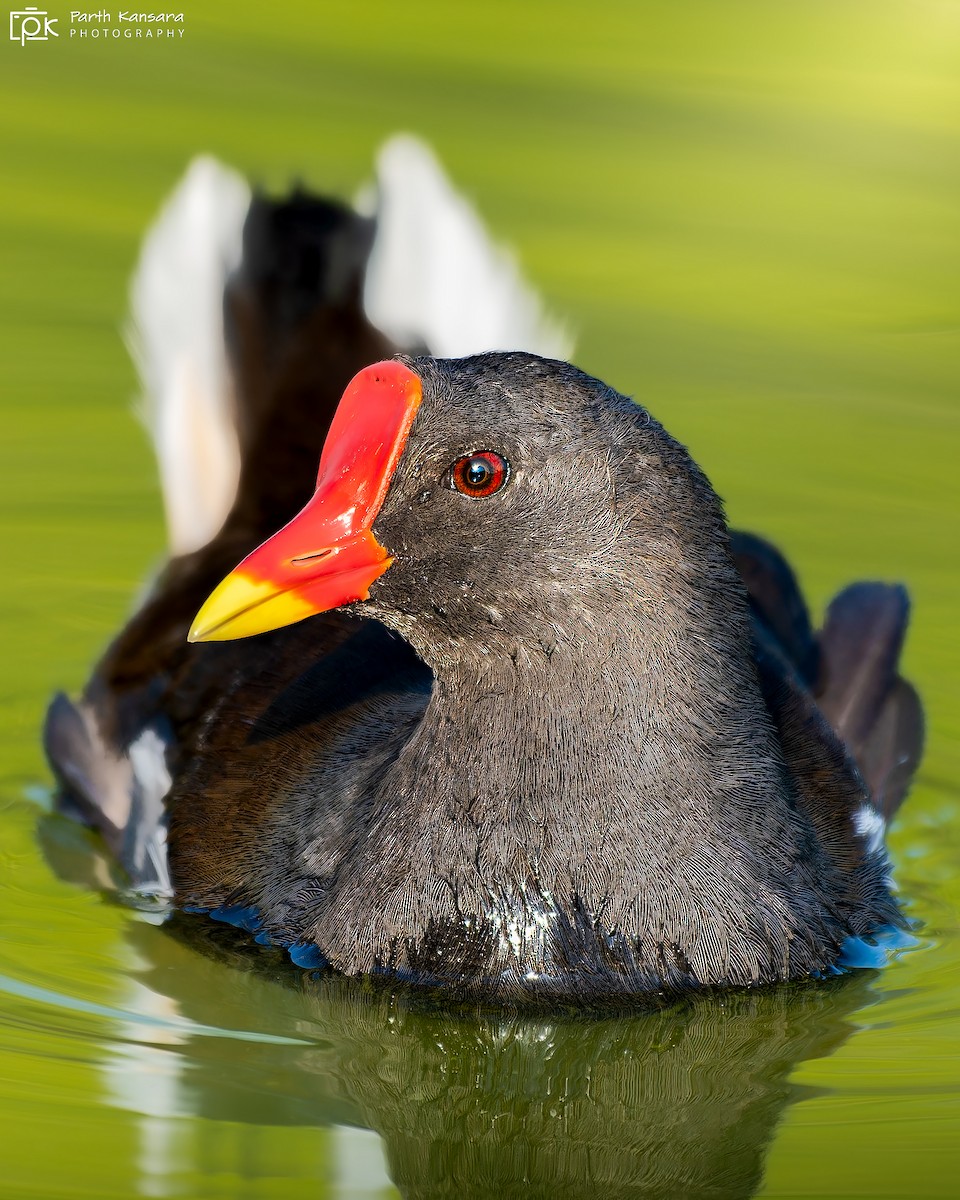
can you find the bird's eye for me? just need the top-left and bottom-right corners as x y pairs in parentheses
(449, 452), (510, 498)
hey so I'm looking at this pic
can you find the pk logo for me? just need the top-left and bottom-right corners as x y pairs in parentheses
(9, 7), (58, 44)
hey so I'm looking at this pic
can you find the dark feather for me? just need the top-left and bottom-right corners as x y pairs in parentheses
(815, 582), (922, 815)
(43, 691), (128, 846)
(730, 530), (818, 686)
(43, 692), (172, 894)
(817, 583), (908, 745)
(856, 677), (924, 821)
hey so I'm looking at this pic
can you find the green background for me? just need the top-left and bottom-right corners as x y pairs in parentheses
(1, 2), (958, 1196)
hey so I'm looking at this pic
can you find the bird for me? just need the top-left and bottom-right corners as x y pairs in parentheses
(43, 138), (923, 1002)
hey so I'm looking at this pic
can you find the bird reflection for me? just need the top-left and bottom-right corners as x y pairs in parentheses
(106, 909), (875, 1200)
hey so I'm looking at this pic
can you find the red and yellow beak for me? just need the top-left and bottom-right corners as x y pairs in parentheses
(188, 361), (422, 643)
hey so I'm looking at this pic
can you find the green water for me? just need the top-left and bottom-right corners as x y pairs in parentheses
(1, 2), (958, 1196)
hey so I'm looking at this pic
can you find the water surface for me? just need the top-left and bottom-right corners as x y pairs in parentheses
(1, 3), (958, 1196)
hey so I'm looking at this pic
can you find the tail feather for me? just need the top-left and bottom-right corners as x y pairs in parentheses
(857, 677), (924, 820)
(816, 582), (922, 817)
(360, 134), (573, 359)
(129, 139), (571, 562)
(221, 189), (391, 536)
(127, 156), (251, 556)
(816, 583), (909, 748)
(232, 188), (375, 353)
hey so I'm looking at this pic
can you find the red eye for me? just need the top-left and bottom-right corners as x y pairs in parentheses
(449, 452), (510, 498)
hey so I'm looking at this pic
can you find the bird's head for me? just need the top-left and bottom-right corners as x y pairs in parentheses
(189, 353), (729, 664)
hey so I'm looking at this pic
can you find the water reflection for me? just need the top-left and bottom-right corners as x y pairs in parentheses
(35, 811), (888, 1197)
(94, 905), (878, 1200)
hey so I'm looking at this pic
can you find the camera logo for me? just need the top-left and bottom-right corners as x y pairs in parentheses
(9, 7), (58, 44)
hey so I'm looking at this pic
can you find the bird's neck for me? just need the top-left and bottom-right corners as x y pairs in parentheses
(390, 604), (786, 858)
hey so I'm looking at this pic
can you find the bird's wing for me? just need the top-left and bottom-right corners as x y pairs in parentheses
(733, 531), (923, 821)
(816, 584), (923, 820)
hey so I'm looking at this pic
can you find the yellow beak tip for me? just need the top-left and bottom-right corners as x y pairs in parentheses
(187, 602), (224, 644)
(186, 571), (319, 644)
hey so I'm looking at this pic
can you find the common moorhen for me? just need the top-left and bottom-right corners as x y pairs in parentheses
(44, 147), (923, 1002)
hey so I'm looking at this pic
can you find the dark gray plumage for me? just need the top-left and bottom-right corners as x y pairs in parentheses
(160, 353), (913, 999)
